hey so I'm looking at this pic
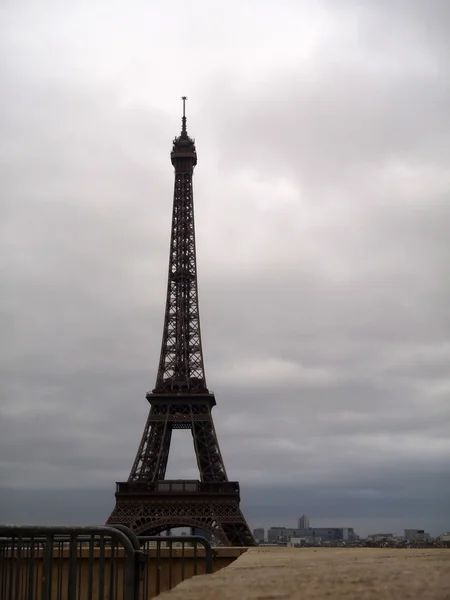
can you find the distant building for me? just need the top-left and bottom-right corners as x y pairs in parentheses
(253, 528), (265, 543)
(290, 537), (319, 546)
(297, 515), (310, 530)
(292, 527), (357, 544)
(269, 526), (357, 545)
(267, 527), (295, 543)
(404, 529), (430, 541)
(368, 533), (396, 541)
(439, 532), (450, 542)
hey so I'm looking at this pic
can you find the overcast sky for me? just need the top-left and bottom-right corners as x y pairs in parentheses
(1, 0), (449, 537)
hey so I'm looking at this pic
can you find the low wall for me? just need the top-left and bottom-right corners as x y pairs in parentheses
(143, 546), (247, 596)
(0, 545), (248, 599)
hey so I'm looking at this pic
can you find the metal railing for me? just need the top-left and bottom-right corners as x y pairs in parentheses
(0, 525), (145, 600)
(0, 525), (215, 599)
(137, 535), (214, 597)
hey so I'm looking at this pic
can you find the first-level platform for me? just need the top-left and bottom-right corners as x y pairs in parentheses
(106, 479), (255, 547)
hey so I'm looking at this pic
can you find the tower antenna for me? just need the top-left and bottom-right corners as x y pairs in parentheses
(181, 96), (187, 133)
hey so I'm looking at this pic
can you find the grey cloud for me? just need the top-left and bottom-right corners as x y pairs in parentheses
(1, 0), (450, 536)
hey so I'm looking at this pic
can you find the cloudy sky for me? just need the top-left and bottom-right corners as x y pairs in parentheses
(1, 0), (449, 537)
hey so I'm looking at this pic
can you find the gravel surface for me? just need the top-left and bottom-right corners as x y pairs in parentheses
(157, 547), (450, 600)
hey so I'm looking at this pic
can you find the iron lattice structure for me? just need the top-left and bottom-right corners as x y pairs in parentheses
(107, 99), (254, 546)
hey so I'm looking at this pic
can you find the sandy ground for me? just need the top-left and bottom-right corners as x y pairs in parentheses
(157, 546), (450, 600)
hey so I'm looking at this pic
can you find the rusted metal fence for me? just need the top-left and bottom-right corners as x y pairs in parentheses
(0, 525), (214, 599)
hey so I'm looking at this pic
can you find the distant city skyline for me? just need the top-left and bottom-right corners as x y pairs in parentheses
(0, 485), (447, 539)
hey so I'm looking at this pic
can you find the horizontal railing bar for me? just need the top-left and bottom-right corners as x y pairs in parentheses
(0, 526), (138, 556)
(138, 535), (215, 573)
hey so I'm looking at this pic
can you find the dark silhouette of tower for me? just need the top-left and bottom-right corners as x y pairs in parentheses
(106, 98), (254, 546)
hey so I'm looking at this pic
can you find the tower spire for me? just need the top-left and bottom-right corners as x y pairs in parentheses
(181, 96), (187, 134)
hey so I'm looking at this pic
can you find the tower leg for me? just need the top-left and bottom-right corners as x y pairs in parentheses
(108, 397), (255, 546)
(192, 418), (228, 482)
(128, 407), (173, 481)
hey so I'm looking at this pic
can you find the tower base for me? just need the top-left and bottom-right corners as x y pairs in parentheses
(106, 479), (255, 546)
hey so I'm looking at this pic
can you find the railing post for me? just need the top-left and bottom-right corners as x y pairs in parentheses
(41, 533), (53, 600)
(67, 533), (78, 600)
(106, 524), (147, 600)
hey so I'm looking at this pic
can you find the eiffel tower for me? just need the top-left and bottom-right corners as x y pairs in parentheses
(106, 98), (254, 546)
